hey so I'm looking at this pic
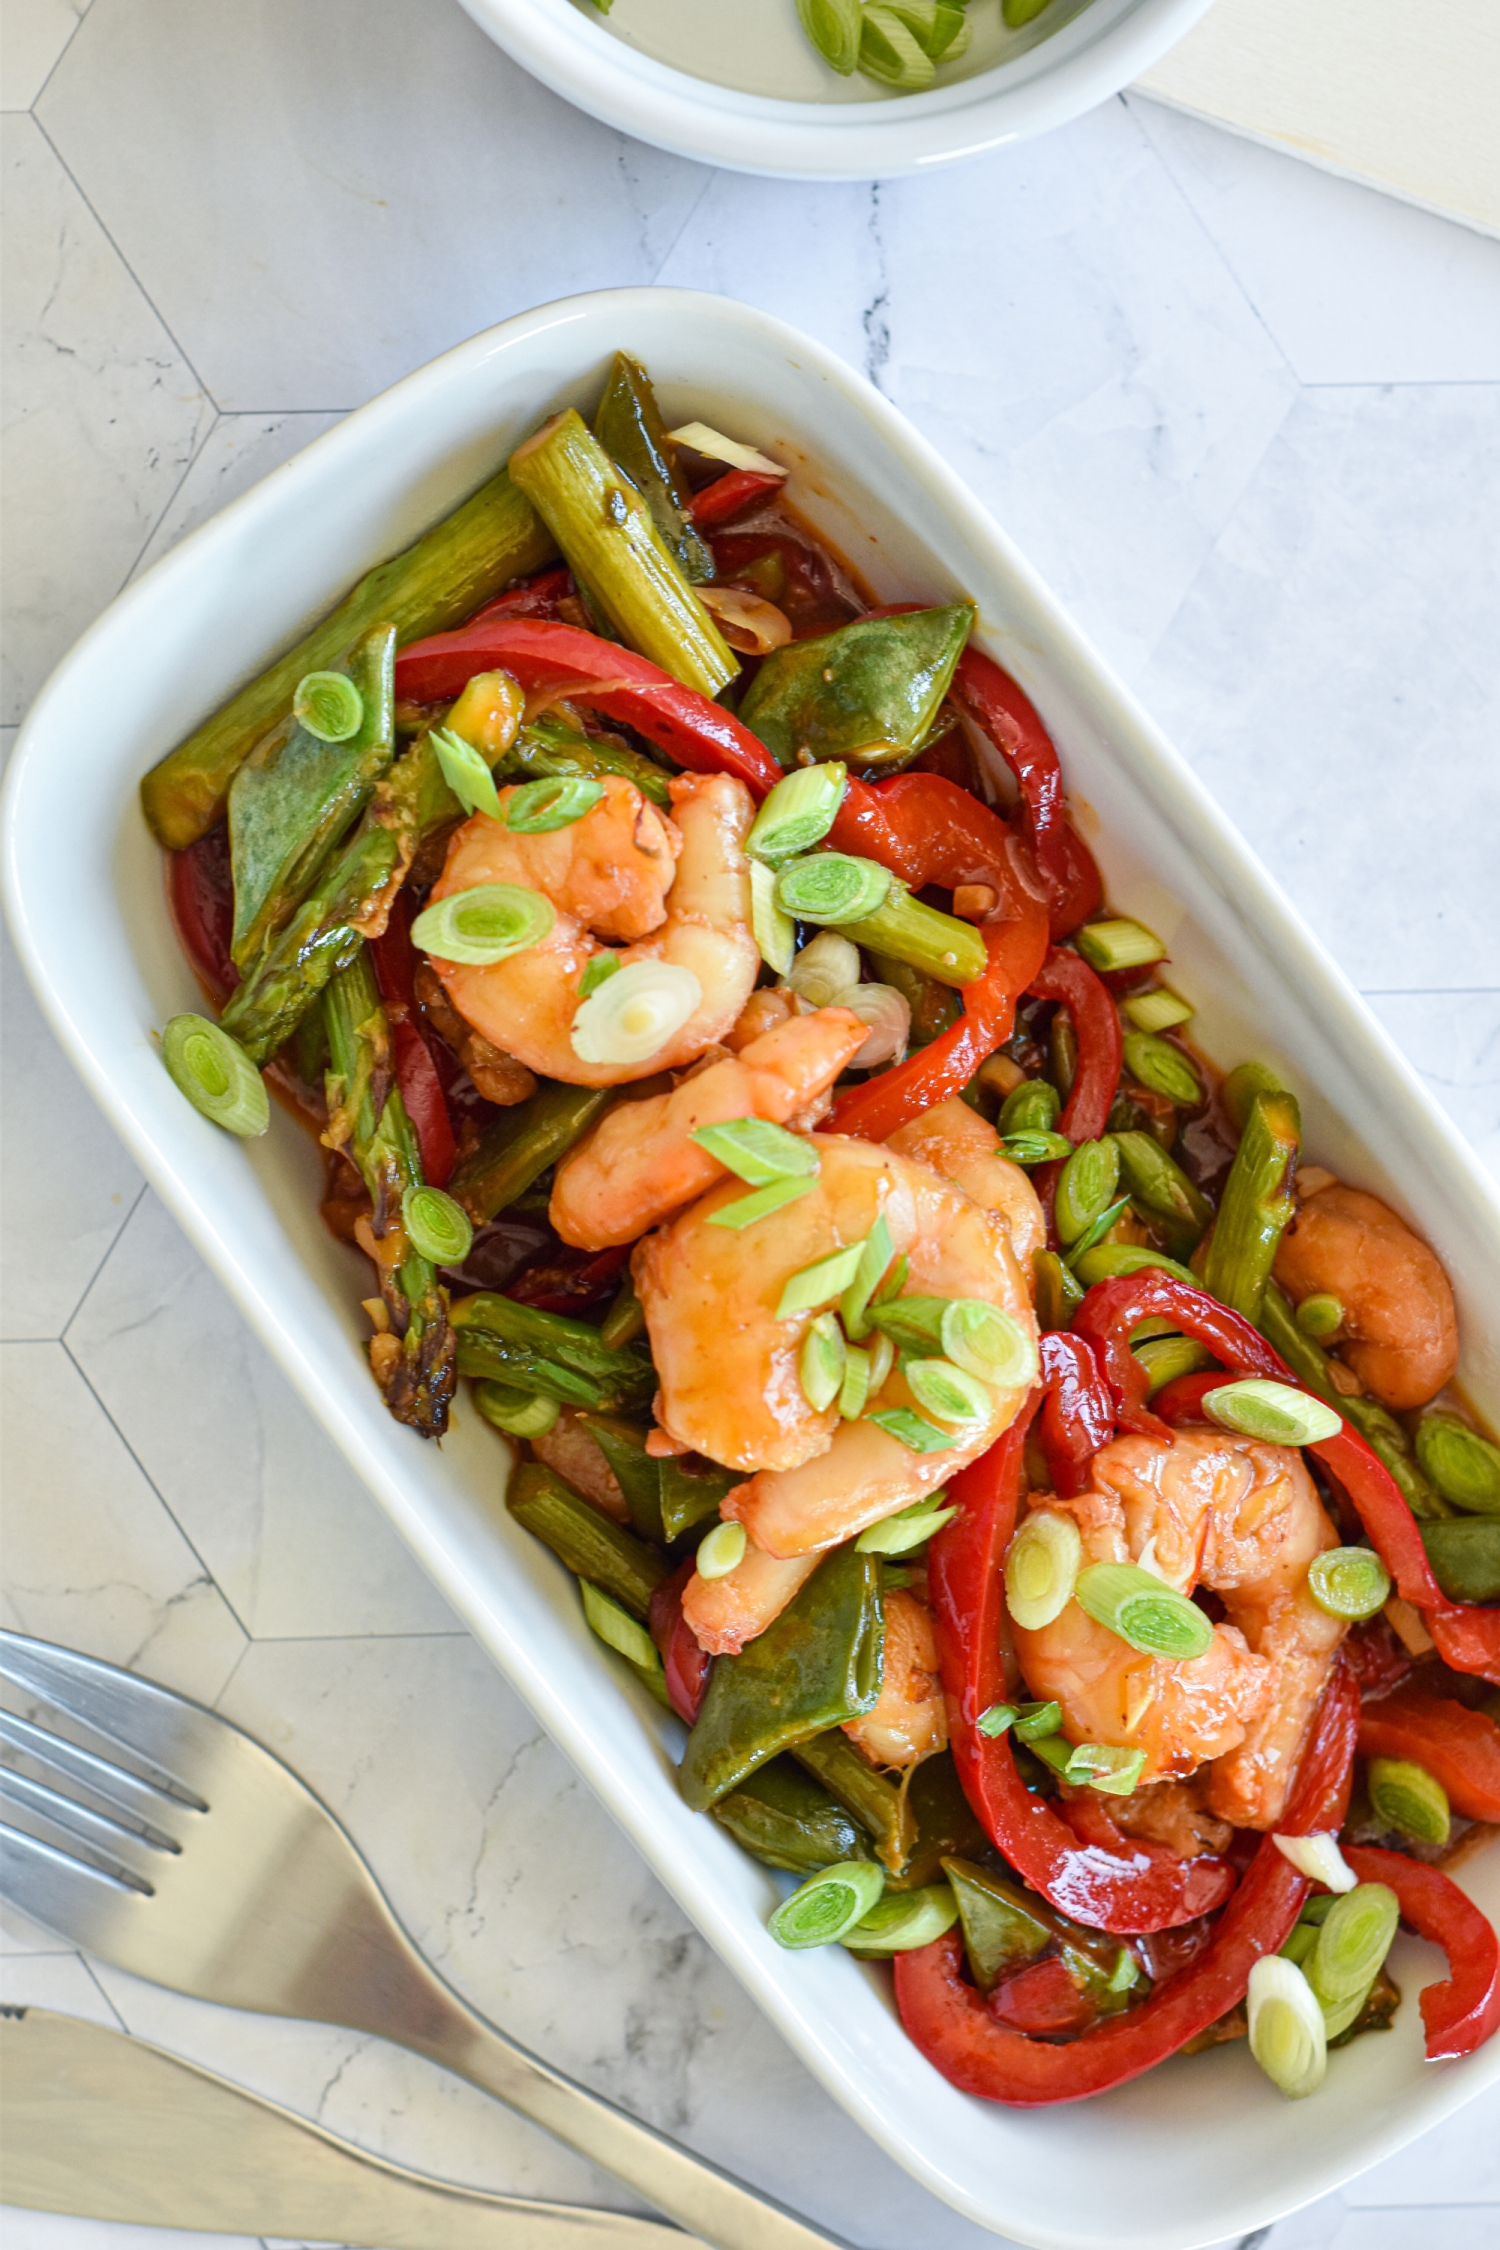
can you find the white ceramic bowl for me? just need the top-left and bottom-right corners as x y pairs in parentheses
(5, 290), (1499, 2250)
(456, 0), (1215, 179)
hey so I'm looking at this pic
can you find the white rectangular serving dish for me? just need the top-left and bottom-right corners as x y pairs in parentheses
(5, 290), (1498, 2250)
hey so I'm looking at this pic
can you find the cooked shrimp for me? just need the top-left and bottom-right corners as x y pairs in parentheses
(725, 985), (802, 1049)
(429, 771), (760, 1088)
(549, 1006), (866, 1251)
(679, 1544), (820, 1658)
(1273, 1180), (1458, 1411)
(888, 1096), (1046, 1274)
(1012, 1429), (1347, 1829)
(641, 1131), (1033, 1544)
(842, 1584), (948, 1769)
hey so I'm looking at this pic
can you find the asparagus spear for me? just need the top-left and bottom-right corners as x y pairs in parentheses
(322, 949), (455, 1439)
(842, 884), (987, 989)
(498, 717), (674, 808)
(449, 1292), (655, 1414)
(593, 351), (714, 585)
(1112, 1129), (1214, 1259)
(448, 1082), (613, 1224)
(1201, 1088), (1300, 1322)
(508, 409), (737, 698)
(505, 1461), (666, 1619)
(227, 625), (397, 971)
(142, 467), (554, 849)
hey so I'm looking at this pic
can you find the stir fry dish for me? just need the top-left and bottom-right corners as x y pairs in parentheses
(142, 352), (1500, 2109)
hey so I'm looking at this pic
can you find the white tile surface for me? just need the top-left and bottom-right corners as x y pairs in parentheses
(0, 113), (210, 721)
(3, 4), (1499, 2246)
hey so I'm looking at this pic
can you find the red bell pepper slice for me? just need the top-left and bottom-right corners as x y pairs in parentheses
(649, 1557), (710, 1726)
(1028, 946), (1122, 1149)
(824, 772), (1050, 1139)
(167, 826), (238, 1005)
(368, 894), (457, 1189)
(1036, 1331), (1115, 1497)
(927, 1403), (1237, 1934)
(1357, 1686), (1500, 1823)
(990, 1955), (1098, 2037)
(688, 468), (785, 527)
(466, 564), (573, 626)
(949, 646), (1102, 937)
(1342, 1843), (1500, 2060)
(393, 617), (783, 798)
(894, 1659), (1359, 2103)
(1427, 1608), (1500, 1685)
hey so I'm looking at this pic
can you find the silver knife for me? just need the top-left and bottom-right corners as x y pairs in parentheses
(1, 2007), (687, 2246)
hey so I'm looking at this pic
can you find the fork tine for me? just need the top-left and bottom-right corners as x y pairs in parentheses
(0, 1709), (195, 1839)
(0, 1768), (170, 1881)
(0, 1632), (217, 1802)
(0, 1818), (153, 1940)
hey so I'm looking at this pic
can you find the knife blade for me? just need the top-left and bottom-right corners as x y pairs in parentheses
(0, 2007), (687, 2247)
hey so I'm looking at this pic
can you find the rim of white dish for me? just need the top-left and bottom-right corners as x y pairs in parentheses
(455, 0), (1215, 179)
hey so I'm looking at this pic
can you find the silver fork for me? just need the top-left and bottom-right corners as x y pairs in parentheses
(0, 1629), (851, 2250)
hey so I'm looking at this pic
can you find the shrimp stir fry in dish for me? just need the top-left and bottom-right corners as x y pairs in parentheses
(147, 348), (1500, 2114)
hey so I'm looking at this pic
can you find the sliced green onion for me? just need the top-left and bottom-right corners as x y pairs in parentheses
(401, 1184), (473, 1266)
(1306, 1545), (1391, 1621)
(855, 1492), (957, 1554)
(1005, 1511), (1082, 1631)
(786, 928), (861, 1009)
(1074, 1562), (1214, 1661)
(795, 0), (863, 72)
(1028, 1733), (1075, 1776)
(578, 951), (621, 1000)
(475, 1382), (561, 1438)
(1368, 1756), (1450, 1846)
(746, 762), (849, 864)
(1001, 1130), (1074, 1166)
(1123, 1032), (1204, 1109)
(412, 884), (555, 967)
(1014, 1700), (1064, 1742)
(1247, 1956), (1327, 2100)
(1033, 1250), (1084, 1331)
(940, 1300), (1037, 1390)
(1072, 1244), (1201, 1290)
(692, 1116), (819, 1187)
(858, 2), (935, 88)
(1416, 1414), (1500, 1515)
(1062, 1195), (1133, 1272)
(293, 668), (363, 742)
(1075, 919), (1166, 975)
(696, 1520), (748, 1581)
(1295, 1292), (1345, 1340)
(777, 1239), (867, 1320)
(840, 982), (910, 1070)
(430, 724), (503, 819)
(843, 1883), (959, 1954)
(749, 859), (795, 977)
(571, 959), (702, 1066)
(1202, 1379), (1343, 1448)
(839, 1343), (872, 1422)
(977, 1702), (1018, 1738)
(1221, 1060), (1285, 1136)
(839, 1212), (896, 1341)
(768, 1860), (886, 1949)
(161, 1015), (269, 1137)
(1270, 1831), (1358, 1893)
(1306, 1883), (1400, 2018)
(867, 1408), (955, 1455)
(775, 852), (892, 927)
(868, 1293), (949, 1354)
(580, 1579), (666, 1682)
(1124, 988), (1194, 1034)
(1133, 1334), (1215, 1397)
(707, 1176), (818, 1231)
(867, 1330), (895, 1396)
(1066, 1744), (1147, 1797)
(872, 1253), (909, 1309)
(800, 1311), (848, 1413)
(506, 775), (606, 832)
(1054, 1137), (1121, 1247)
(1000, 1079), (1061, 1136)
(906, 1357), (993, 1428)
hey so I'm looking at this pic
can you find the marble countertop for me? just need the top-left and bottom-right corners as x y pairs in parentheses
(3, 5), (1499, 2247)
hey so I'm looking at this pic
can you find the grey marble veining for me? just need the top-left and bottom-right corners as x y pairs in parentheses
(3, 2), (1500, 2246)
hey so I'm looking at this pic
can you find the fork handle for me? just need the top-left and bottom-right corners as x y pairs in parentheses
(404, 1990), (854, 2250)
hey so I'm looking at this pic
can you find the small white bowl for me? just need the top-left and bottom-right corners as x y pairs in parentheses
(456, 0), (1215, 179)
(5, 290), (1499, 2249)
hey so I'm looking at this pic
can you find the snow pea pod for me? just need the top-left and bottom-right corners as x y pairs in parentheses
(740, 604), (973, 773)
(943, 1857), (1140, 2014)
(712, 1757), (872, 1875)
(593, 350), (714, 586)
(678, 1546), (884, 1811)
